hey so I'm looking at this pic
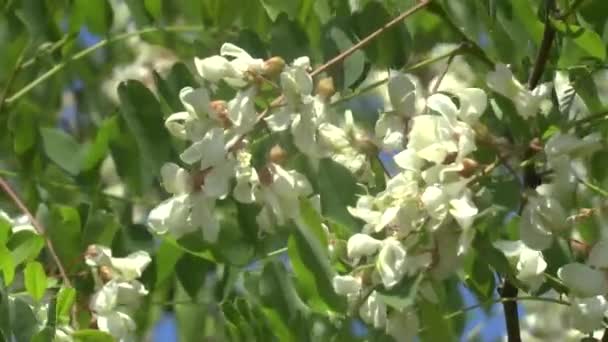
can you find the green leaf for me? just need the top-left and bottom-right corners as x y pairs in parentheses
(155, 241), (183, 287)
(9, 110), (37, 154)
(463, 250), (496, 299)
(317, 158), (361, 232)
(24, 261), (47, 302)
(82, 210), (120, 248)
(0, 245), (14, 286)
(176, 253), (212, 298)
(81, 116), (120, 171)
(353, 1), (410, 67)
(71, 0), (113, 35)
(10, 297), (39, 342)
(552, 20), (606, 61)
(40, 127), (83, 175)
(154, 63), (197, 113)
(0, 279), (9, 341)
(117, 80), (172, 183)
(376, 274), (423, 311)
(418, 298), (456, 342)
(7, 231), (44, 266)
(328, 26), (366, 89)
(288, 199), (344, 313)
(144, 0), (162, 20)
(47, 205), (82, 271)
(72, 329), (115, 342)
(260, 0), (299, 21)
(56, 287), (76, 324)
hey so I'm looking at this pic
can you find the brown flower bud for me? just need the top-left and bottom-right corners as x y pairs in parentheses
(570, 238), (591, 260)
(99, 265), (113, 283)
(262, 57), (286, 78)
(316, 77), (335, 99)
(210, 100), (232, 128)
(269, 145), (288, 165)
(459, 158), (479, 178)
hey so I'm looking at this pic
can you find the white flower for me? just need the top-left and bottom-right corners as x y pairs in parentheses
(225, 87), (258, 141)
(189, 192), (221, 243)
(588, 239), (608, 269)
(147, 194), (193, 237)
(375, 72), (423, 150)
(377, 238), (407, 288)
(233, 151), (259, 203)
(109, 251), (152, 281)
(160, 163), (192, 195)
(494, 240), (547, 291)
(558, 263), (608, 297)
(421, 182), (477, 231)
(96, 310), (136, 341)
(393, 149), (424, 172)
(347, 234), (382, 260)
(180, 127), (226, 168)
(359, 291), (387, 329)
(332, 275), (361, 296)
(386, 309), (419, 342)
(194, 43), (264, 88)
(520, 195), (568, 251)
(545, 132), (602, 161)
(486, 64), (551, 118)
(568, 296), (608, 333)
(256, 164), (313, 226)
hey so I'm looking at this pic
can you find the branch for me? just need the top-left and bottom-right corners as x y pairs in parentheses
(528, 0), (557, 89)
(499, 280), (522, 342)
(5, 25), (205, 105)
(0, 177), (72, 287)
(310, 0), (433, 77)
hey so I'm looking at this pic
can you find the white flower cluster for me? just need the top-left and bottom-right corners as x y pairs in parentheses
(147, 43), (382, 240)
(85, 245), (151, 341)
(332, 81), (489, 340)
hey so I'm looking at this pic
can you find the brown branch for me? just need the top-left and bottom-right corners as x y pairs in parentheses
(310, 0), (433, 77)
(499, 280), (521, 342)
(0, 177), (72, 287)
(528, 0), (557, 89)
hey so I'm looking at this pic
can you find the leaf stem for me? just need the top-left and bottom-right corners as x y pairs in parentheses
(0, 177), (72, 288)
(5, 25), (205, 105)
(310, 0), (433, 77)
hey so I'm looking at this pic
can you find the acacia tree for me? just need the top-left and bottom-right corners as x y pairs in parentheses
(1, 0), (608, 341)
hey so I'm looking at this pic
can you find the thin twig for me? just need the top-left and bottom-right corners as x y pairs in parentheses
(310, 0), (433, 77)
(0, 42), (28, 112)
(528, 0), (557, 89)
(430, 53), (456, 94)
(5, 25), (205, 105)
(330, 43), (464, 107)
(0, 177), (71, 287)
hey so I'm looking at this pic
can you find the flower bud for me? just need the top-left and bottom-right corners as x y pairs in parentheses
(269, 145), (288, 165)
(459, 158), (479, 178)
(210, 100), (232, 129)
(316, 77), (335, 99)
(262, 56), (286, 78)
(99, 265), (113, 283)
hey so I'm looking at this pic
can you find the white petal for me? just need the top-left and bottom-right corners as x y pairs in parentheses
(558, 263), (608, 297)
(110, 251), (152, 281)
(388, 72), (416, 115)
(347, 233), (382, 260)
(332, 275), (361, 296)
(179, 86), (210, 120)
(359, 291), (387, 329)
(587, 239), (608, 269)
(457, 88), (487, 123)
(194, 55), (234, 83)
(264, 107), (293, 132)
(377, 238), (407, 289)
(161, 163), (191, 195)
(96, 310), (136, 341)
(448, 195), (478, 230)
(393, 149), (423, 171)
(180, 128), (226, 168)
(427, 93), (458, 123)
(164, 111), (191, 139)
(569, 296), (608, 333)
(421, 186), (448, 222)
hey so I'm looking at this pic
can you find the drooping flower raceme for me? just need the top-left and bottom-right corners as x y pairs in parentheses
(85, 245), (151, 341)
